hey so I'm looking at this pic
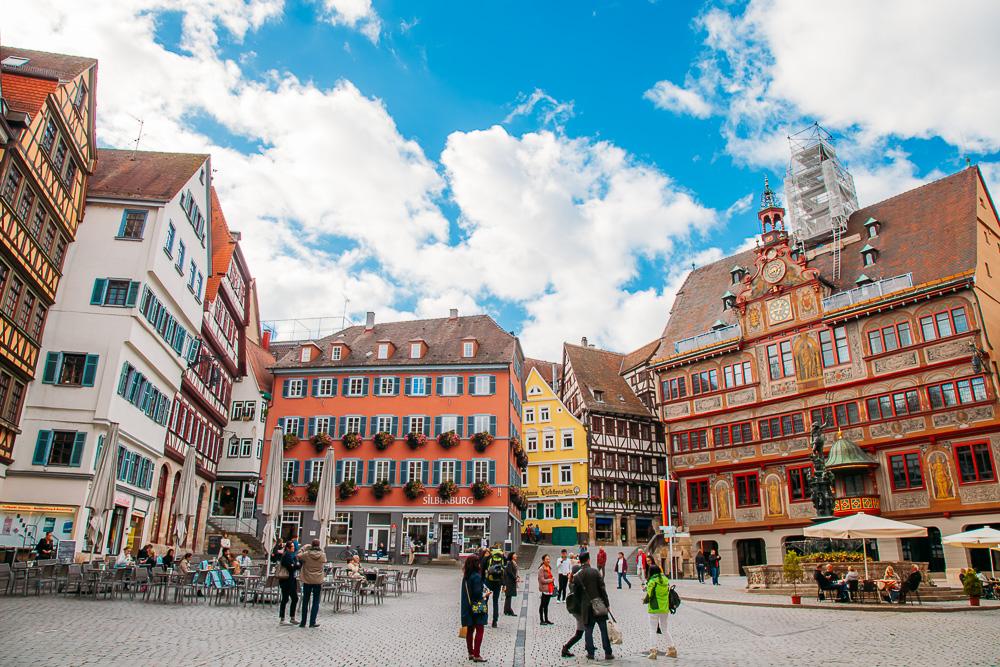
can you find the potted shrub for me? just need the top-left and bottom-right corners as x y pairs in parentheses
(282, 479), (295, 500)
(338, 479), (358, 500)
(783, 550), (804, 605)
(509, 486), (529, 512)
(404, 479), (425, 499)
(471, 431), (494, 453)
(341, 432), (362, 450)
(372, 479), (392, 499)
(311, 432), (334, 453)
(373, 431), (395, 451)
(283, 433), (299, 450)
(306, 480), (320, 502)
(962, 569), (984, 606)
(471, 480), (492, 500)
(438, 480), (458, 500)
(405, 432), (427, 450)
(438, 430), (460, 449)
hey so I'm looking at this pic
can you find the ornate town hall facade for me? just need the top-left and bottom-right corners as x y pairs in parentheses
(648, 164), (1000, 584)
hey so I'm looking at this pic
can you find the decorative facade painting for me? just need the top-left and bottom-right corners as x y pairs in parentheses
(928, 451), (955, 500)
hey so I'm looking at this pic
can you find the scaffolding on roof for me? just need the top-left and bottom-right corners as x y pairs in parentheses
(784, 124), (859, 280)
(262, 316), (354, 342)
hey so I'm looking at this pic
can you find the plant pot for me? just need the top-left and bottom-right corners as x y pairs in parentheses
(790, 595), (801, 605)
(970, 596), (980, 607)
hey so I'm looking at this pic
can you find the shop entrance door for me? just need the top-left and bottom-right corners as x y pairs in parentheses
(106, 507), (127, 555)
(439, 523), (454, 557)
(127, 514), (145, 554)
(366, 526), (390, 555)
(736, 538), (766, 575)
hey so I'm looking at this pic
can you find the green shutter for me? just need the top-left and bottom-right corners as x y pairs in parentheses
(69, 432), (87, 467)
(125, 281), (141, 307)
(90, 279), (107, 305)
(81, 354), (99, 387)
(32, 430), (53, 465)
(554, 502), (562, 520)
(41, 352), (61, 384)
(572, 501), (578, 518)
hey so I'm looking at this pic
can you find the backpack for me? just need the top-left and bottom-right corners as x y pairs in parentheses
(486, 555), (504, 582)
(668, 585), (681, 614)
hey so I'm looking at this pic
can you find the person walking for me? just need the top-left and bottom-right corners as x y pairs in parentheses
(273, 540), (300, 625)
(573, 551), (613, 661)
(707, 549), (721, 586)
(695, 549), (707, 584)
(461, 554), (489, 663)
(297, 539), (326, 628)
(534, 525), (541, 544)
(561, 559), (586, 657)
(483, 547), (506, 627)
(405, 534), (415, 565)
(644, 564), (678, 659)
(596, 547), (607, 579)
(537, 553), (555, 625)
(636, 548), (648, 584)
(502, 552), (519, 616)
(556, 549), (572, 602)
(614, 551), (632, 589)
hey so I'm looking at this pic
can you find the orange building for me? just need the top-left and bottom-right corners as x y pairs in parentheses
(263, 311), (526, 560)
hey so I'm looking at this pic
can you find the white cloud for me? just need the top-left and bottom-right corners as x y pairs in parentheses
(643, 79), (712, 118)
(503, 89), (575, 129)
(316, 0), (382, 43)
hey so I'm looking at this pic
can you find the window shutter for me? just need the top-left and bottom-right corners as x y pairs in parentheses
(489, 460), (496, 485)
(82, 354), (99, 387)
(456, 377), (464, 395)
(572, 501), (578, 518)
(311, 378), (320, 396)
(421, 461), (429, 485)
(308, 417), (316, 438)
(296, 419), (304, 438)
(435, 377), (443, 395)
(361, 377), (369, 396)
(94, 435), (105, 468)
(469, 375), (479, 396)
(304, 460), (313, 484)
(489, 375), (496, 395)
(404, 378), (412, 395)
(489, 416), (497, 436)
(391, 416), (399, 436)
(354, 460), (364, 485)
(335, 460), (344, 484)
(367, 461), (375, 486)
(434, 417), (442, 436)
(32, 430), (53, 465)
(388, 460), (396, 485)
(402, 416), (410, 434)
(369, 417), (377, 437)
(433, 460), (442, 485)
(277, 417), (285, 433)
(555, 503), (562, 520)
(125, 281), (141, 307)
(330, 378), (338, 396)
(393, 377), (400, 395)
(359, 417), (367, 436)
(293, 460), (301, 484)
(90, 278), (107, 305)
(42, 352), (61, 384)
(465, 461), (473, 485)
(282, 379), (289, 398)
(466, 415), (474, 437)
(339, 416), (346, 436)
(400, 460), (409, 485)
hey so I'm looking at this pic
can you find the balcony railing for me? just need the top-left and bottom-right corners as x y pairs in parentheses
(822, 274), (912, 311)
(833, 495), (881, 516)
(674, 323), (742, 355)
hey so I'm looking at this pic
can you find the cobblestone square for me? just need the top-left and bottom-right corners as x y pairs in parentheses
(1, 565), (997, 667)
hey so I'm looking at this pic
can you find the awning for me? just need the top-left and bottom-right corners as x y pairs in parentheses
(403, 514), (434, 520)
(458, 513), (490, 520)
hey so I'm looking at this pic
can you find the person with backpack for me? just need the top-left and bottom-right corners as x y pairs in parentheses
(461, 554), (489, 663)
(537, 553), (555, 625)
(614, 551), (632, 589)
(483, 547), (505, 627)
(297, 539), (327, 628)
(644, 564), (678, 659)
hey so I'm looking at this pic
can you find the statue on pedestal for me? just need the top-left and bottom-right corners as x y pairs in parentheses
(808, 417), (836, 519)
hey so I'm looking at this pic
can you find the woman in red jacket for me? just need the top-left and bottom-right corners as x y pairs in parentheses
(537, 554), (555, 625)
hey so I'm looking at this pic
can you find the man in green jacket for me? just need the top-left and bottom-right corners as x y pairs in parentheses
(644, 564), (677, 658)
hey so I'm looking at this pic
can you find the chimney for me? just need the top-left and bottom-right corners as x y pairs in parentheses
(581, 336), (588, 347)
(365, 311), (375, 331)
(449, 308), (458, 320)
(261, 329), (271, 351)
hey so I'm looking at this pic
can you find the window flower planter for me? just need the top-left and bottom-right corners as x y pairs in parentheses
(372, 479), (392, 499)
(306, 480), (319, 502)
(438, 480), (458, 500)
(438, 430), (460, 449)
(283, 433), (299, 450)
(282, 480), (294, 500)
(341, 432), (362, 450)
(311, 432), (334, 453)
(471, 480), (492, 500)
(405, 432), (427, 450)
(404, 479), (425, 499)
(373, 431), (395, 451)
(338, 479), (358, 500)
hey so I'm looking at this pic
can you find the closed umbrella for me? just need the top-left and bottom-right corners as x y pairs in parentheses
(804, 512), (927, 580)
(260, 427), (285, 573)
(172, 445), (199, 548)
(942, 527), (1000, 578)
(85, 422), (120, 560)
(314, 446), (337, 549)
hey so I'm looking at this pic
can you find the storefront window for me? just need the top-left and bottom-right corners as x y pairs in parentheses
(459, 517), (488, 553)
(403, 517), (430, 554)
(595, 516), (614, 543)
(211, 482), (240, 517)
(328, 511), (352, 546)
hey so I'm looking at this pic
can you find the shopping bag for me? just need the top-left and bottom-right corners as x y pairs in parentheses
(458, 626), (468, 638)
(607, 619), (623, 645)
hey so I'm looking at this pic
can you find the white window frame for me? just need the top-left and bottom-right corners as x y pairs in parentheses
(407, 460), (423, 482)
(543, 430), (555, 451)
(347, 377), (364, 396)
(315, 416), (331, 435)
(473, 414), (491, 433)
(299, 348), (310, 362)
(240, 438), (253, 458)
(539, 406), (550, 422)
(410, 376), (427, 396)
(561, 429), (574, 449)
(374, 460), (390, 483)
(376, 416), (393, 433)
(377, 343), (389, 359)
(527, 504), (537, 520)
(282, 460), (296, 484)
(410, 342), (421, 359)
(543, 502), (555, 520)
(317, 378), (334, 397)
(408, 416), (426, 435)
(526, 432), (538, 452)
(440, 460), (457, 483)
(256, 439), (264, 459)
(473, 460), (489, 483)
(342, 460), (358, 483)
(311, 460), (325, 483)
(379, 377), (395, 396)
(463, 341), (474, 358)
(559, 464), (572, 485)
(441, 415), (459, 433)
(561, 501), (574, 518)
(345, 416), (362, 434)
(331, 346), (342, 361)
(474, 375), (490, 395)
(227, 438), (240, 458)
(329, 511), (352, 547)
(540, 465), (552, 486)
(283, 417), (301, 436)
(442, 376), (459, 396)
(520, 470), (528, 486)
(287, 379), (305, 398)
(524, 408), (535, 424)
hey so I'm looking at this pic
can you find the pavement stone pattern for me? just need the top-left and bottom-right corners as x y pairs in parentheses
(0, 565), (998, 666)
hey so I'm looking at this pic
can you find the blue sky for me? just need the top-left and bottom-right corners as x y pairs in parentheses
(15, 0), (1000, 358)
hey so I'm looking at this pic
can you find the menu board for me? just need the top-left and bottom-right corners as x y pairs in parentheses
(56, 540), (76, 562)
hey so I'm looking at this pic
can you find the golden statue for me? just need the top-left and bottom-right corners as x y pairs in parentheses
(766, 477), (782, 516)
(931, 454), (955, 500)
(794, 334), (822, 382)
(716, 484), (731, 520)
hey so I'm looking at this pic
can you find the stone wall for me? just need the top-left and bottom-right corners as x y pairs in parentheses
(745, 561), (932, 589)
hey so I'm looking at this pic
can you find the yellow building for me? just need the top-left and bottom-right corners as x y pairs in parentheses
(522, 365), (588, 546)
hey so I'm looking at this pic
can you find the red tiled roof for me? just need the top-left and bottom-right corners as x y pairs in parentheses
(205, 187), (236, 303)
(1, 73), (57, 115)
(89, 149), (208, 202)
(655, 167), (981, 359)
(273, 314), (517, 369)
(564, 343), (652, 417)
(620, 339), (660, 374)
(524, 358), (562, 389)
(1, 46), (96, 81)
(246, 338), (276, 395)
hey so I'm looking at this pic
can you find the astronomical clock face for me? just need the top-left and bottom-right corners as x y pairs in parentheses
(767, 296), (792, 324)
(762, 259), (786, 284)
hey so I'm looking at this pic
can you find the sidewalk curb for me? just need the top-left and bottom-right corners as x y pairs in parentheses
(682, 595), (1000, 613)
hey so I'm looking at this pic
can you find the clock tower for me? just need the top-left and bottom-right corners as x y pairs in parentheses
(758, 176), (787, 246)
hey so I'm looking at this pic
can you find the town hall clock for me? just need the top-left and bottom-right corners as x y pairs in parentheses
(767, 296), (792, 324)
(762, 259), (786, 283)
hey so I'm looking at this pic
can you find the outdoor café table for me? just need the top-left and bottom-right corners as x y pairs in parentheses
(150, 569), (176, 602)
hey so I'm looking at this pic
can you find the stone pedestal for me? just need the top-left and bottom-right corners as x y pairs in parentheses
(626, 515), (637, 546)
(587, 514), (596, 547)
(615, 513), (624, 545)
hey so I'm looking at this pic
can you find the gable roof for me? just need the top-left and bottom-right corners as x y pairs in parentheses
(273, 314), (517, 369)
(620, 339), (661, 374)
(88, 149), (208, 202)
(655, 167), (981, 360)
(524, 357), (562, 389)
(246, 338), (276, 394)
(1, 47), (96, 117)
(563, 343), (652, 418)
(1, 73), (57, 115)
(205, 186), (236, 303)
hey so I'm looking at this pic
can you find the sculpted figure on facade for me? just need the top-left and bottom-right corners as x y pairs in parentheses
(929, 452), (955, 500)
(715, 483), (732, 520)
(765, 476), (783, 516)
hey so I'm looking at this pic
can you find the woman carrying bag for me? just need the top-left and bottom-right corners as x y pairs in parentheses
(273, 540), (300, 625)
(643, 564), (677, 659)
(537, 553), (555, 625)
(461, 554), (489, 663)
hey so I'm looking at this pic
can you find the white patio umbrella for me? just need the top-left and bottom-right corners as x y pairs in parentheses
(85, 422), (120, 560)
(804, 512), (927, 579)
(313, 446), (337, 550)
(260, 427), (285, 572)
(172, 445), (199, 548)
(942, 527), (1000, 578)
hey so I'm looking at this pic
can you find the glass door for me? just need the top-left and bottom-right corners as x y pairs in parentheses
(366, 527), (390, 555)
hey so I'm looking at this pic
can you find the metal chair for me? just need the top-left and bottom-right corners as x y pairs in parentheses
(337, 577), (363, 613)
(34, 564), (58, 595)
(60, 564), (83, 596)
(0, 563), (13, 595)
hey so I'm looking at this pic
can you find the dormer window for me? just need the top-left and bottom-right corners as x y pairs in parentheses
(377, 343), (390, 359)
(855, 273), (873, 286)
(711, 319), (727, 330)
(722, 291), (736, 310)
(860, 244), (878, 266)
(331, 346), (342, 361)
(864, 217), (880, 238)
(410, 342), (422, 359)
(300, 347), (311, 363)
(593, 389), (604, 403)
(462, 339), (477, 358)
(730, 265), (745, 284)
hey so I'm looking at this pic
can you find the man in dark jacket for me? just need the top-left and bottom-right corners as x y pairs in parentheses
(695, 549), (707, 583)
(571, 551), (613, 661)
(898, 564), (922, 604)
(502, 553), (519, 615)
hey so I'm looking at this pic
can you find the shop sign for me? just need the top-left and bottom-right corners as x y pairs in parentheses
(114, 492), (132, 508)
(523, 486), (580, 498)
(422, 495), (474, 505)
(0, 503), (76, 514)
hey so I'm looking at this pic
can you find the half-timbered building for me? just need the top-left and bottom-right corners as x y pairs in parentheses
(0, 47), (97, 478)
(562, 340), (666, 545)
(649, 167), (1000, 584)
